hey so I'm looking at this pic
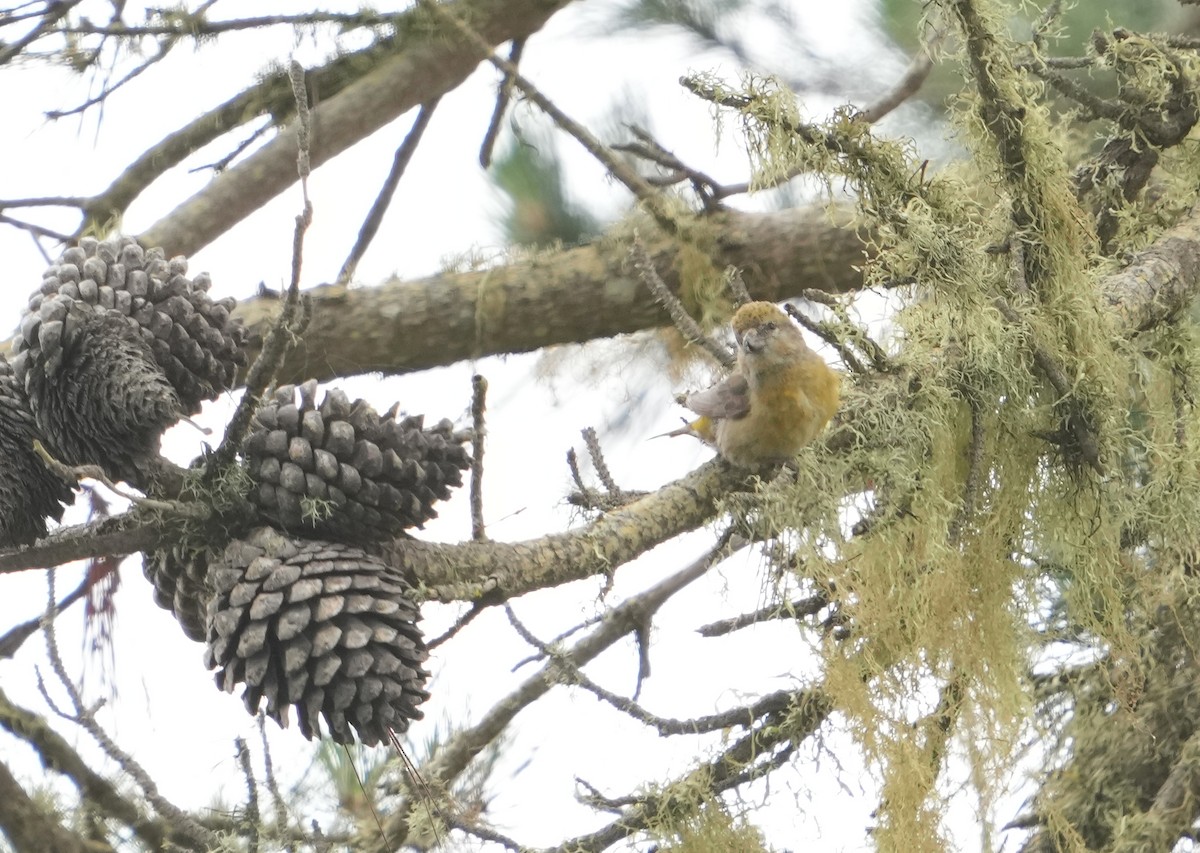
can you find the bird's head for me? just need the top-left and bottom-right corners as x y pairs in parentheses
(731, 301), (804, 360)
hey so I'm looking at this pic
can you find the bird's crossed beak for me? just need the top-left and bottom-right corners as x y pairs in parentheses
(741, 328), (766, 354)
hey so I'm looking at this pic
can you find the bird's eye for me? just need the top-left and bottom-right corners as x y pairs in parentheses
(763, 322), (776, 331)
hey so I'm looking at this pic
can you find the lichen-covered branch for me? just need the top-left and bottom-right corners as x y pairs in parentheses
(0, 686), (166, 850)
(542, 689), (831, 852)
(0, 759), (101, 853)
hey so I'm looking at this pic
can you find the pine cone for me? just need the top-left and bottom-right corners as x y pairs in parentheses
(0, 355), (72, 547)
(15, 302), (181, 483)
(204, 527), (430, 745)
(143, 547), (212, 643)
(244, 380), (471, 542)
(13, 236), (247, 417)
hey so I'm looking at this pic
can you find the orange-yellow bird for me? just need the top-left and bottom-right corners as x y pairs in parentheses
(663, 301), (840, 466)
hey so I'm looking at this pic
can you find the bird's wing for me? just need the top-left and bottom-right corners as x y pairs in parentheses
(684, 372), (751, 420)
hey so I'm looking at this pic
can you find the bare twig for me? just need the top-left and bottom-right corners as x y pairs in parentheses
(581, 427), (620, 496)
(0, 682), (166, 849)
(614, 126), (727, 211)
(697, 590), (830, 637)
(427, 602), (490, 651)
(419, 0), (681, 237)
(202, 62), (315, 481)
(0, 212), (74, 243)
(859, 29), (941, 123)
(783, 303), (866, 374)
(374, 536), (738, 850)
(337, 99), (440, 284)
(0, 0), (84, 66)
(630, 234), (735, 368)
(479, 38), (525, 168)
(41, 571), (219, 850)
(726, 267), (753, 306)
(188, 120), (275, 174)
(543, 691), (827, 853)
(56, 11), (407, 38)
(45, 30), (178, 120)
(564, 447), (599, 507)
(257, 715), (292, 852)
(470, 374), (488, 541)
(799, 288), (892, 371)
(445, 814), (523, 850)
(235, 738), (260, 853)
(0, 574), (90, 660)
(507, 590), (798, 737)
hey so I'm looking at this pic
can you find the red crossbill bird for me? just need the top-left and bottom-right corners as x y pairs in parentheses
(662, 301), (840, 466)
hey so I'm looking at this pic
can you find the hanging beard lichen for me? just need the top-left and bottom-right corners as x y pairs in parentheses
(698, 0), (1200, 847)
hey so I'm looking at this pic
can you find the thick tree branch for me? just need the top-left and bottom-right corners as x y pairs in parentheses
(229, 206), (867, 382)
(220, 204), (1200, 385)
(3, 207), (1199, 586)
(140, 0), (576, 256)
(383, 458), (749, 602)
(1101, 212), (1200, 331)
(0, 515), (178, 575)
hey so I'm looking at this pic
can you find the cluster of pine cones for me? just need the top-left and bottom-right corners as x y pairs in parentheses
(1, 236), (471, 745)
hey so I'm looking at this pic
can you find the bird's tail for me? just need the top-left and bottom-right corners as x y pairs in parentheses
(649, 416), (711, 441)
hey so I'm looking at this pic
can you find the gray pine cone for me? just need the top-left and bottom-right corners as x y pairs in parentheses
(0, 356), (72, 547)
(244, 380), (471, 542)
(13, 236), (247, 416)
(143, 547), (211, 642)
(16, 303), (182, 483)
(204, 527), (430, 745)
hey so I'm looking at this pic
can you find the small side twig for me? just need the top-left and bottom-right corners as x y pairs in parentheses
(479, 39), (525, 169)
(235, 737), (260, 853)
(446, 815), (523, 851)
(582, 427), (620, 496)
(257, 714), (291, 852)
(726, 267), (753, 306)
(203, 61), (315, 481)
(427, 601), (489, 651)
(799, 289), (892, 371)
(470, 374), (488, 541)
(510, 609), (606, 671)
(630, 234), (735, 369)
(613, 126), (727, 211)
(783, 303), (866, 374)
(41, 571), (219, 851)
(859, 28), (941, 123)
(0, 574), (90, 660)
(697, 590), (830, 637)
(337, 98), (441, 285)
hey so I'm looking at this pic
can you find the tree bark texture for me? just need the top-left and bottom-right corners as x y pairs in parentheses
(232, 206), (868, 382)
(140, 0), (576, 256)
